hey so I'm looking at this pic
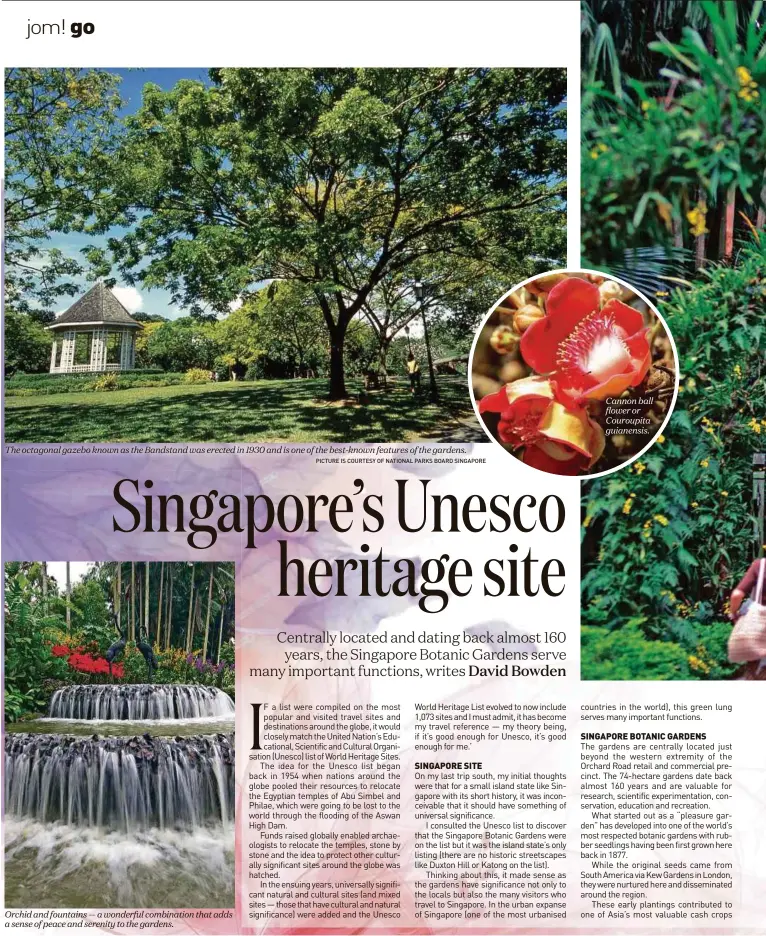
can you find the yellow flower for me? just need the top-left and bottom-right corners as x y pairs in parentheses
(653, 514), (669, 526)
(691, 502), (699, 509)
(733, 364), (742, 379)
(641, 100), (653, 112)
(699, 459), (709, 468)
(736, 66), (760, 102)
(634, 461), (646, 475)
(685, 378), (696, 391)
(657, 434), (666, 444)
(687, 203), (709, 237)
(748, 418), (761, 434)
(622, 497), (634, 515)
(688, 654), (711, 675)
(721, 490), (729, 498)
(655, 290), (669, 298)
(737, 66), (753, 85)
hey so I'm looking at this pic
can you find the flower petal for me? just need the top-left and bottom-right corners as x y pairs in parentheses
(478, 376), (554, 414)
(602, 298), (646, 337)
(520, 278), (601, 373)
(553, 327), (652, 404)
(477, 386), (512, 414)
(537, 400), (596, 458)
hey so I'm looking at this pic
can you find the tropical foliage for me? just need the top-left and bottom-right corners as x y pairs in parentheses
(4, 561), (235, 720)
(582, 1), (766, 271)
(581, 234), (766, 679)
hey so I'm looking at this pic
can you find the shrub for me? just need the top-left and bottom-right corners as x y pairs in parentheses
(183, 367), (213, 384)
(92, 373), (118, 391)
(582, 620), (692, 680)
(6, 369), (184, 396)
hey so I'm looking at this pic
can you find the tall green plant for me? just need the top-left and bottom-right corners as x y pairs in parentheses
(582, 234), (766, 678)
(582, 1), (766, 267)
(4, 570), (68, 719)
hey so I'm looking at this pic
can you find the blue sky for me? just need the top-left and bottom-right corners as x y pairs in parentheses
(47, 68), (210, 320)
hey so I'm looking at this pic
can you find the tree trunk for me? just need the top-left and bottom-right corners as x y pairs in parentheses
(203, 567), (214, 661)
(216, 606), (225, 664)
(156, 562), (164, 648)
(720, 183), (736, 261)
(421, 305), (439, 402)
(378, 339), (391, 387)
(165, 568), (174, 651)
(329, 337), (347, 399)
(65, 562), (71, 632)
(42, 562), (48, 615)
(116, 563), (122, 634)
(186, 566), (196, 654)
(672, 214), (683, 249)
(130, 562), (135, 643)
(144, 561), (149, 641)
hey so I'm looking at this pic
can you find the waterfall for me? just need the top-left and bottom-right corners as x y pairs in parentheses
(5, 733), (234, 832)
(48, 684), (234, 720)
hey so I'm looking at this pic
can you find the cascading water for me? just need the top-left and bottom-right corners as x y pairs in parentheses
(5, 733), (234, 830)
(48, 684), (235, 720)
(4, 684), (235, 909)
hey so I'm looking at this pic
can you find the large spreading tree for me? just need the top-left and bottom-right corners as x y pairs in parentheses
(98, 68), (566, 397)
(4, 68), (123, 317)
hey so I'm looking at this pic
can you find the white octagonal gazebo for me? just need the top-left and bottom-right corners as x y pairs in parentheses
(48, 281), (143, 374)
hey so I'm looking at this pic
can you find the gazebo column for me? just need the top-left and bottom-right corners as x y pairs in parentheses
(59, 331), (76, 373)
(90, 328), (107, 372)
(49, 338), (58, 373)
(120, 331), (131, 369)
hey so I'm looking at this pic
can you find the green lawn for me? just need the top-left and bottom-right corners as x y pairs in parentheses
(4, 376), (483, 444)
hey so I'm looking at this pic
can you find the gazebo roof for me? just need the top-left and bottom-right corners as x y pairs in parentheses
(49, 282), (143, 331)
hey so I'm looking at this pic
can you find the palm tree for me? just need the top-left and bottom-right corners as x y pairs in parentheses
(130, 562), (136, 643)
(65, 561), (71, 632)
(185, 564), (196, 654)
(165, 565), (174, 651)
(155, 561), (164, 648)
(202, 565), (214, 661)
(143, 560), (149, 640)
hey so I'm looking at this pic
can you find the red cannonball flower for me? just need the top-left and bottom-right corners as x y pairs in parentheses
(520, 277), (651, 405)
(478, 376), (605, 475)
(51, 644), (70, 658)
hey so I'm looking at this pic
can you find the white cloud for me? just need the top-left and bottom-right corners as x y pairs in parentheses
(228, 297), (243, 313)
(112, 286), (144, 313)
